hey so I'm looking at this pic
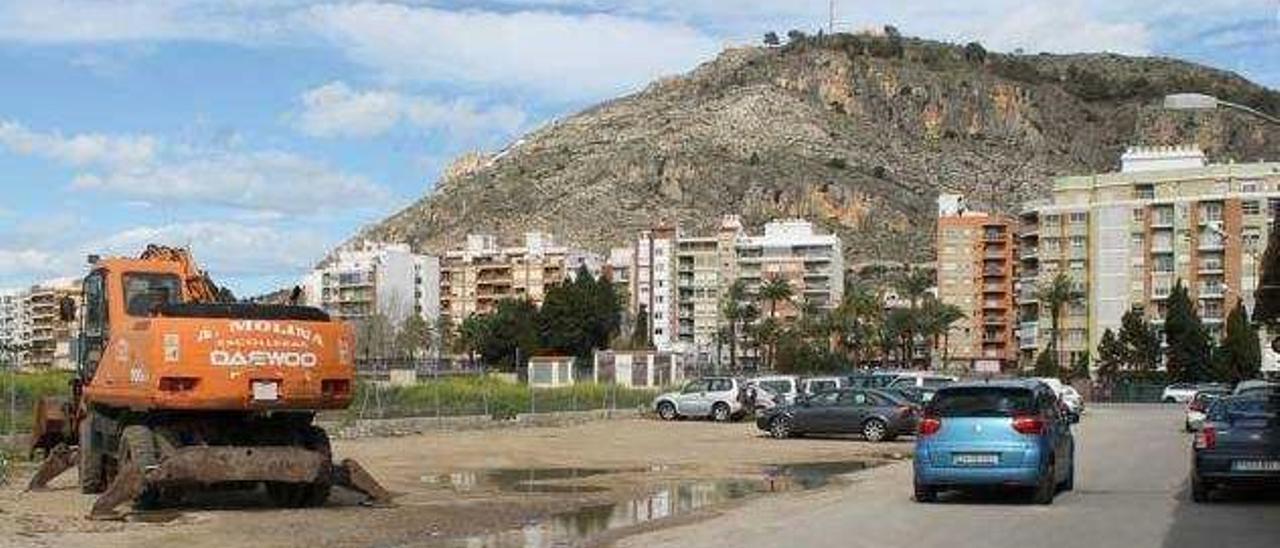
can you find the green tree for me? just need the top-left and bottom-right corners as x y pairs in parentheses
(394, 314), (433, 360)
(920, 298), (964, 367)
(631, 304), (651, 349)
(721, 280), (751, 371)
(963, 41), (987, 64)
(1096, 328), (1124, 386)
(1069, 352), (1091, 382)
(538, 268), (622, 360)
(1118, 308), (1161, 372)
(883, 307), (916, 366)
(830, 280), (882, 366)
(1213, 300), (1261, 383)
(481, 299), (541, 372)
(1034, 345), (1059, 378)
(455, 315), (491, 366)
(1164, 280), (1212, 383)
(1039, 272), (1082, 375)
(355, 312), (396, 362)
(435, 316), (454, 358)
(763, 31), (780, 46)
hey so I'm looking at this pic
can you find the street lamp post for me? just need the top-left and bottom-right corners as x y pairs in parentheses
(1163, 93), (1280, 126)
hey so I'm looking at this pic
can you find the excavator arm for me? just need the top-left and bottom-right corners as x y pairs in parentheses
(138, 245), (226, 303)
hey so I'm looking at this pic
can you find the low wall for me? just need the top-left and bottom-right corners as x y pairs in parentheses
(319, 408), (644, 440)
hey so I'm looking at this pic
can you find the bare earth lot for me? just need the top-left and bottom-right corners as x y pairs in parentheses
(0, 418), (909, 547)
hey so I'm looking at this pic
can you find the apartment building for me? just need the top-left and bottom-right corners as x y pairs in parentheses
(303, 241), (440, 328)
(1019, 145), (1280, 366)
(0, 279), (82, 370)
(1, 288), (29, 365)
(736, 219), (845, 315)
(618, 217), (843, 365)
(935, 194), (1018, 370)
(440, 232), (601, 324)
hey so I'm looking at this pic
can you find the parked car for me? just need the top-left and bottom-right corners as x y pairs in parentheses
(848, 371), (902, 389)
(888, 373), (958, 389)
(1233, 379), (1279, 396)
(1190, 392), (1280, 502)
(756, 388), (918, 442)
(1031, 377), (1085, 419)
(1162, 383), (1200, 403)
(801, 376), (846, 396)
(886, 386), (938, 405)
(1185, 387), (1231, 432)
(753, 375), (800, 406)
(913, 380), (1077, 504)
(654, 377), (745, 422)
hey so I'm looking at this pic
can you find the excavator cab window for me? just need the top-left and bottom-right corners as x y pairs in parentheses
(123, 273), (183, 317)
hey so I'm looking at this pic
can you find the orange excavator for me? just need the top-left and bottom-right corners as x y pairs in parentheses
(27, 245), (390, 517)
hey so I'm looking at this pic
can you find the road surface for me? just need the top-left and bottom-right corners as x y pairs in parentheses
(620, 405), (1280, 548)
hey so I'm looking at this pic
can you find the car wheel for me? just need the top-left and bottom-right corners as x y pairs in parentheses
(657, 402), (677, 421)
(769, 416), (792, 439)
(711, 403), (731, 422)
(1191, 475), (1211, 503)
(914, 481), (936, 503)
(862, 418), (888, 443)
(1032, 461), (1056, 505)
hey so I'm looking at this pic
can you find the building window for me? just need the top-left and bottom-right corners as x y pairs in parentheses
(1068, 212), (1088, 224)
(1242, 181), (1259, 193)
(1243, 200), (1260, 215)
(1199, 202), (1223, 223)
(1154, 255), (1174, 273)
(1070, 236), (1086, 249)
(1134, 184), (1155, 200)
(1043, 214), (1060, 225)
(1132, 208), (1144, 222)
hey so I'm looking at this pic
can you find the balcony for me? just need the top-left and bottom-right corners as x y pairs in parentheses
(1198, 261), (1224, 274)
(1198, 284), (1226, 299)
(1198, 240), (1225, 252)
(983, 266), (1008, 277)
(983, 314), (1008, 325)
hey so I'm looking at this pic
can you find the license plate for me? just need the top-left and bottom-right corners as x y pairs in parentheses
(953, 453), (999, 466)
(1232, 460), (1280, 472)
(252, 381), (279, 401)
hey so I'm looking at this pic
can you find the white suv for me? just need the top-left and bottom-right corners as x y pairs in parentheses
(1161, 383), (1199, 403)
(654, 377), (744, 422)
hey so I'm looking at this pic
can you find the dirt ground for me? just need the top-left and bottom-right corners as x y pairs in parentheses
(0, 418), (911, 548)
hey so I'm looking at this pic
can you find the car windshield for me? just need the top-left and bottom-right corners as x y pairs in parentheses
(759, 380), (793, 394)
(123, 273), (183, 316)
(928, 387), (1035, 417)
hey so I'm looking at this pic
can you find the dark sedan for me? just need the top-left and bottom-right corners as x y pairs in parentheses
(1191, 390), (1280, 502)
(756, 388), (918, 442)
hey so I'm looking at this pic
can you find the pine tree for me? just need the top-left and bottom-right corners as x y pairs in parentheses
(1164, 280), (1212, 383)
(1034, 345), (1059, 378)
(1117, 308), (1161, 372)
(1214, 301), (1261, 383)
(1096, 328), (1124, 385)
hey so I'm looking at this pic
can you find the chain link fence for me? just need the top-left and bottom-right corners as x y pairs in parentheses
(347, 375), (660, 421)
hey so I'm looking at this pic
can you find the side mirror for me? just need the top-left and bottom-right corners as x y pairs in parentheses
(58, 296), (77, 323)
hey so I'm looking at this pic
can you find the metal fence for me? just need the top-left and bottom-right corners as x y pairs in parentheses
(347, 377), (661, 421)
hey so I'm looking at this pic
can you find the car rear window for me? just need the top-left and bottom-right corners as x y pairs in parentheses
(928, 387), (1035, 417)
(1208, 398), (1277, 421)
(759, 380), (792, 394)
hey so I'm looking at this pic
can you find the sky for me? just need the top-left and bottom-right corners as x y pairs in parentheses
(1, 0), (1277, 296)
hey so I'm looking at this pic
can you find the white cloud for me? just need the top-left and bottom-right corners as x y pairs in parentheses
(83, 221), (331, 278)
(303, 3), (721, 99)
(70, 149), (389, 214)
(0, 248), (57, 279)
(0, 120), (158, 169)
(295, 81), (528, 139)
(1, 118), (388, 215)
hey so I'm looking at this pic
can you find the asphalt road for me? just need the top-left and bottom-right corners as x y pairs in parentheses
(619, 405), (1280, 548)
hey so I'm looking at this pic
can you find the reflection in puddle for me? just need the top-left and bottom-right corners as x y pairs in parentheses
(424, 468), (626, 494)
(436, 461), (875, 547)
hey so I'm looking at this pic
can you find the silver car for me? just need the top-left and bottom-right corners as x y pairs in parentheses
(654, 377), (744, 422)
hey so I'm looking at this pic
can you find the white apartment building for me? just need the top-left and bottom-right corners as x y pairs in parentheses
(736, 219), (845, 313)
(629, 223), (678, 351)
(0, 278), (82, 370)
(303, 241), (441, 328)
(1, 288), (29, 363)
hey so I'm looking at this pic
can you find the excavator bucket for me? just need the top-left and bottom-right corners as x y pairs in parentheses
(84, 452), (395, 519)
(25, 444), (78, 492)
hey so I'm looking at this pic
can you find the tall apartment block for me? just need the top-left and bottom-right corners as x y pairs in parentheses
(618, 217), (843, 366)
(440, 232), (601, 324)
(935, 194), (1018, 370)
(1019, 145), (1280, 366)
(303, 241), (440, 328)
(0, 278), (82, 370)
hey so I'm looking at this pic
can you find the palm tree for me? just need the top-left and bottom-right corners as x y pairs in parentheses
(720, 280), (750, 372)
(1038, 272), (1082, 374)
(892, 266), (933, 367)
(832, 281), (883, 367)
(758, 276), (794, 369)
(921, 299), (965, 368)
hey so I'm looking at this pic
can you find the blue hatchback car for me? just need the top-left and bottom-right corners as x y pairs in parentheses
(913, 380), (1077, 504)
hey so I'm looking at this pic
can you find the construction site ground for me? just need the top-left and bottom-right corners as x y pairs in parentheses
(0, 417), (910, 547)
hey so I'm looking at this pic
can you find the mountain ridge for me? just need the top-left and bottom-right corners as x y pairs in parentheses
(353, 33), (1280, 265)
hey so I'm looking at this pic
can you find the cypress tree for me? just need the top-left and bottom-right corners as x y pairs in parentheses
(1214, 301), (1261, 383)
(1164, 280), (1212, 383)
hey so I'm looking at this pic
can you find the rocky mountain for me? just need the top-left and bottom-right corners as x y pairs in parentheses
(356, 33), (1280, 265)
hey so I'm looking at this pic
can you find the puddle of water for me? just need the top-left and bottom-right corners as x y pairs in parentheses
(423, 468), (625, 494)
(438, 460), (876, 548)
